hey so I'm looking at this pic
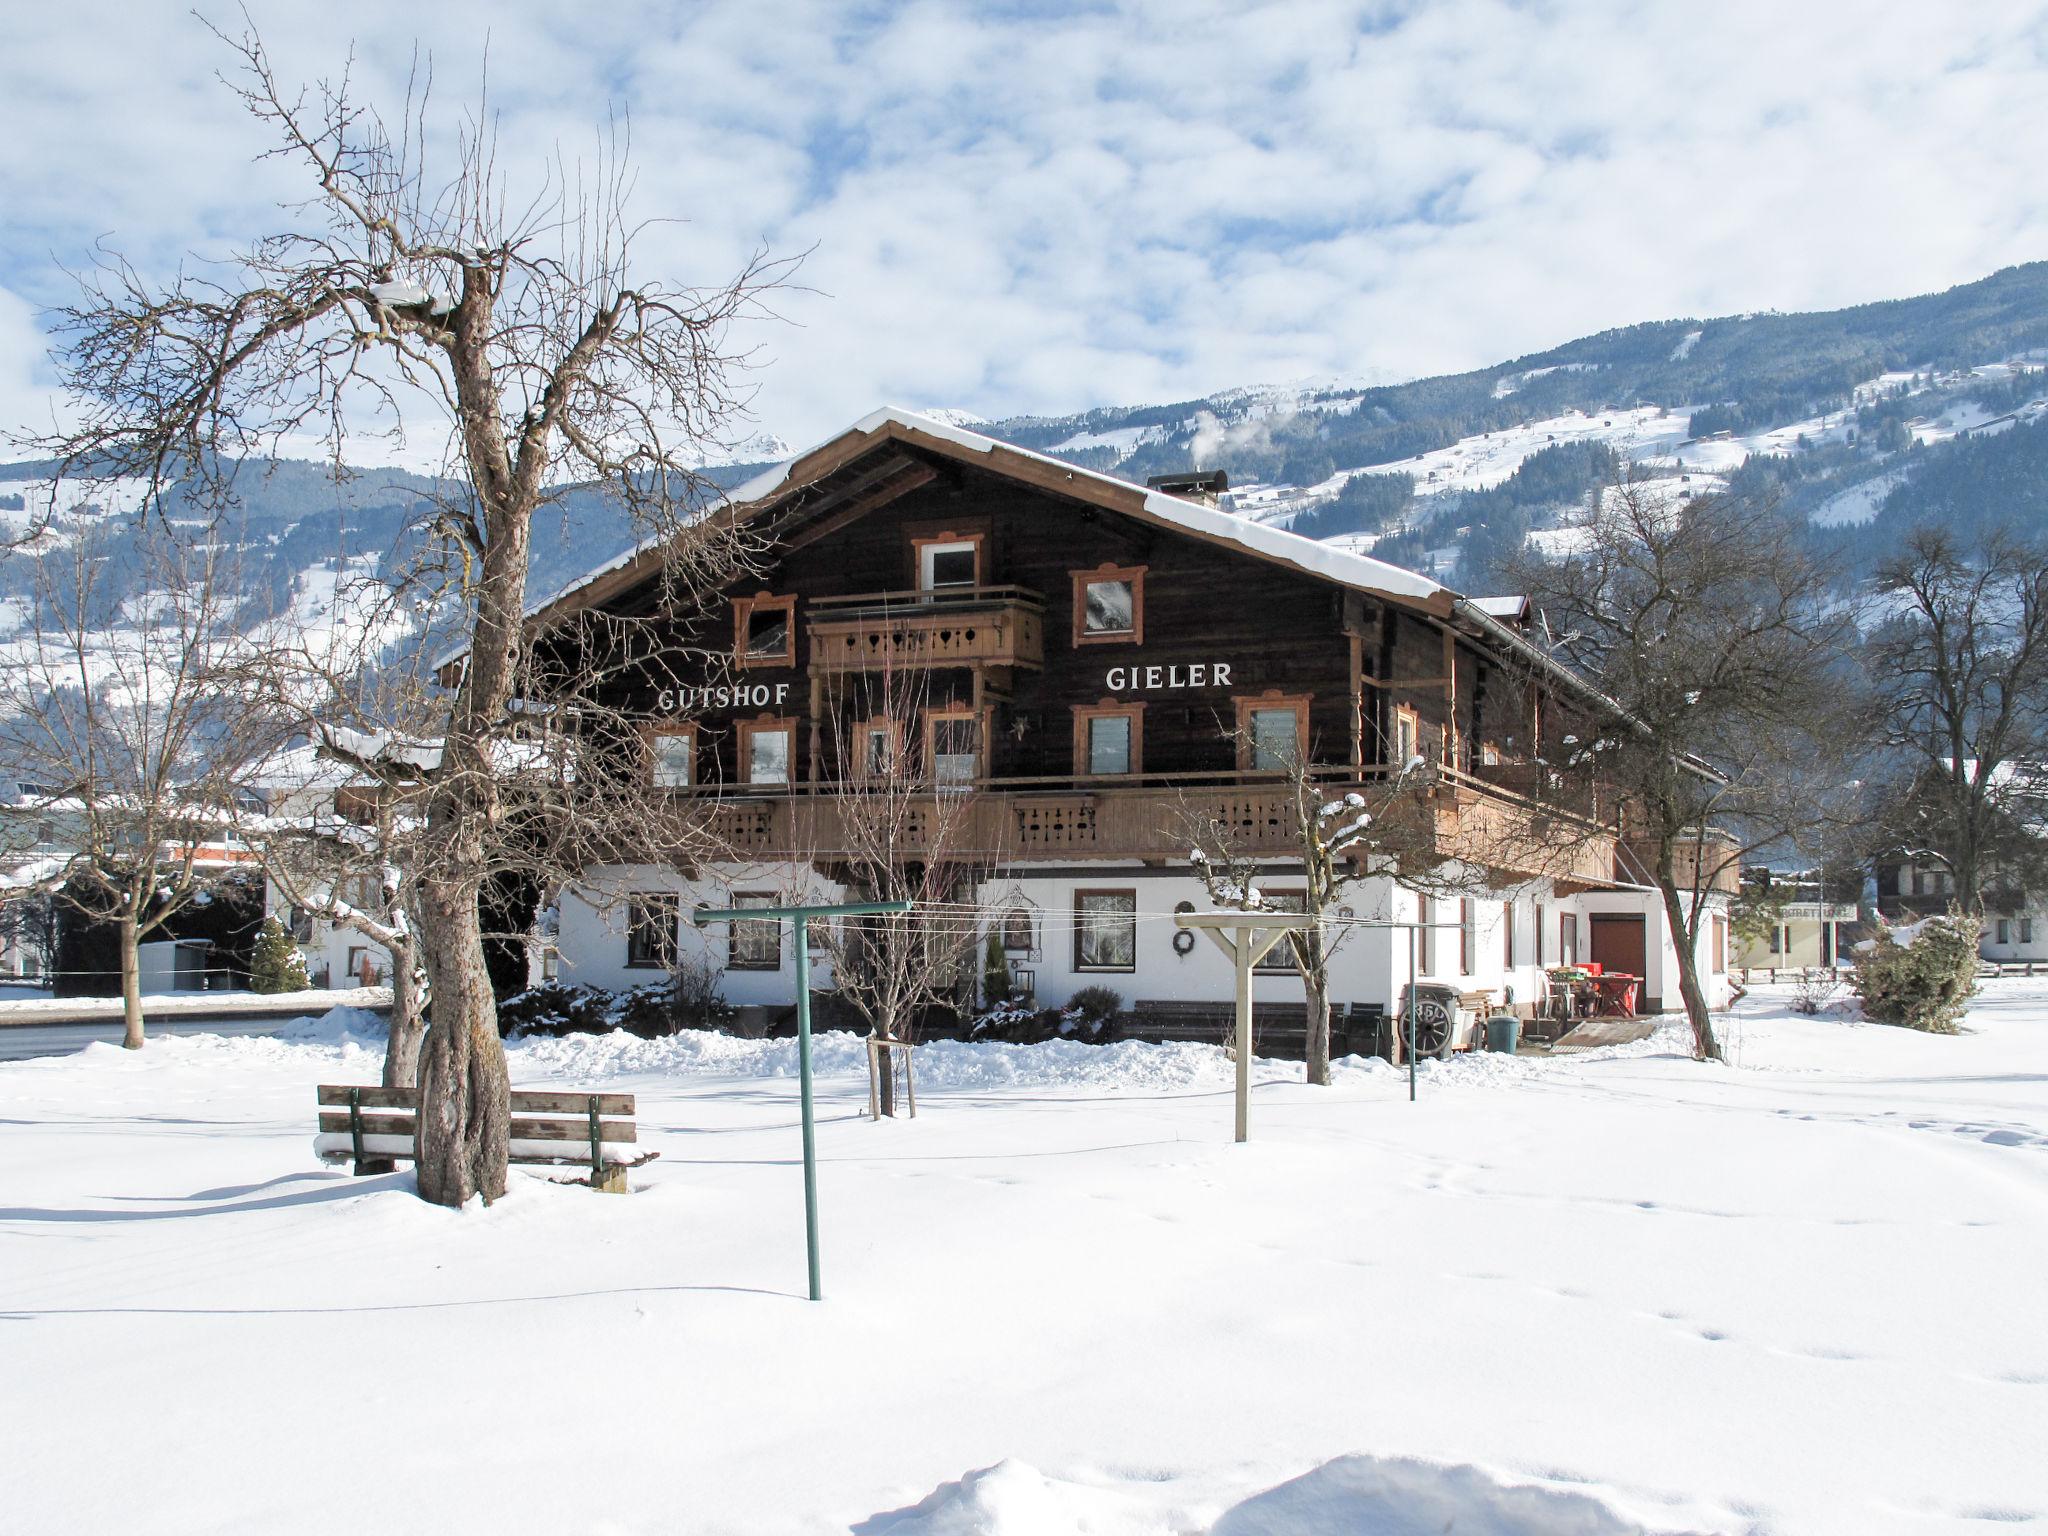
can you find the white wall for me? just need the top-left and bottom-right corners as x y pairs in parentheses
(1982, 907), (2048, 963)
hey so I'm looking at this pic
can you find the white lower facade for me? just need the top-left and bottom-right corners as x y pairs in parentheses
(1982, 906), (2048, 964)
(555, 860), (1733, 1019)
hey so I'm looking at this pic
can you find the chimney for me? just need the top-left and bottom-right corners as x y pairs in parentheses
(1145, 469), (1230, 508)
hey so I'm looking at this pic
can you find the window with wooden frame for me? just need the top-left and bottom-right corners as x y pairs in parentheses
(1072, 700), (1143, 777)
(1254, 891), (1307, 973)
(1417, 893), (1435, 975)
(737, 716), (796, 785)
(854, 716), (903, 779)
(914, 532), (983, 591)
(1070, 562), (1146, 646)
(626, 893), (680, 970)
(1393, 704), (1419, 768)
(1712, 915), (1728, 975)
(1534, 901), (1547, 965)
(1560, 912), (1579, 967)
(1459, 898), (1474, 975)
(1073, 889), (1137, 972)
(733, 593), (797, 668)
(1503, 901), (1516, 969)
(647, 722), (698, 788)
(728, 891), (782, 971)
(924, 706), (987, 788)
(1236, 691), (1311, 772)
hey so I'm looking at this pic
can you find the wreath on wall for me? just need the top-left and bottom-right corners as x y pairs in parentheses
(1172, 901), (1197, 957)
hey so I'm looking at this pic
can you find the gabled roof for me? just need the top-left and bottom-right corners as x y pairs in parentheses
(503, 407), (1451, 645)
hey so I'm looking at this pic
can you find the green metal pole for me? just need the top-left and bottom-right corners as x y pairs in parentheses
(793, 929), (821, 1303)
(1408, 924), (1418, 1103)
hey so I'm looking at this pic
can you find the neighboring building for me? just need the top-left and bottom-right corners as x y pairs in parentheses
(475, 410), (1736, 1022)
(243, 746), (396, 990)
(1731, 869), (1860, 971)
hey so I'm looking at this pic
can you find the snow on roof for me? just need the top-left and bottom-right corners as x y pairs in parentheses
(448, 408), (1450, 671)
(1472, 595), (1528, 620)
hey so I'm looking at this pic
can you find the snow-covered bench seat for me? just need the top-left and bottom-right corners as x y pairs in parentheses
(314, 1084), (657, 1193)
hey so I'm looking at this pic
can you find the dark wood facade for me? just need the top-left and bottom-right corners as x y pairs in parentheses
(523, 415), (1703, 891)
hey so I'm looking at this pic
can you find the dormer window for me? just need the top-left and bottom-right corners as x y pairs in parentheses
(1071, 563), (1145, 646)
(734, 593), (796, 668)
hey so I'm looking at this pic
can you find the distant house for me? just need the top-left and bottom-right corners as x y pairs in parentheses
(1731, 868), (1860, 971)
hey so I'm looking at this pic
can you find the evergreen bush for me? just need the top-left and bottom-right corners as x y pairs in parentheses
(1062, 984), (1124, 1040)
(249, 916), (309, 994)
(1851, 913), (1980, 1033)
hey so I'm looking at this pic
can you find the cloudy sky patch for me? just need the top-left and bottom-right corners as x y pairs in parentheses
(4, 0), (2048, 453)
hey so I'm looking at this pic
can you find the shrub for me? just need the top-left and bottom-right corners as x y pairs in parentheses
(249, 916), (309, 994)
(497, 982), (614, 1037)
(968, 997), (1043, 1042)
(981, 930), (1011, 1006)
(1062, 984), (1124, 1040)
(1851, 913), (1979, 1034)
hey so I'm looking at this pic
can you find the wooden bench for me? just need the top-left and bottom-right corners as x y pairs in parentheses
(315, 1084), (657, 1193)
(1131, 1000), (1361, 1060)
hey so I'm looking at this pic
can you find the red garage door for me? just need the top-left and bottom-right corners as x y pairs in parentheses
(1589, 915), (1647, 979)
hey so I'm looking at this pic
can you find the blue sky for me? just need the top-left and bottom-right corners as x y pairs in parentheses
(6, 0), (2048, 457)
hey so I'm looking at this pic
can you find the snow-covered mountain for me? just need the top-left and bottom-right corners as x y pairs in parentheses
(7, 261), (2048, 670)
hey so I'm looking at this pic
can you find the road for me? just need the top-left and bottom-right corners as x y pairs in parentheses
(0, 1015), (309, 1062)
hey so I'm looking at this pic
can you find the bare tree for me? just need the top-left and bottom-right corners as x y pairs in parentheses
(31, 21), (787, 1204)
(237, 744), (430, 1087)
(812, 665), (996, 1116)
(0, 515), (262, 1046)
(1513, 473), (1857, 1060)
(1860, 525), (2048, 914)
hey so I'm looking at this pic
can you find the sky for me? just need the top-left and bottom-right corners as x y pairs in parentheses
(6, 0), (2048, 463)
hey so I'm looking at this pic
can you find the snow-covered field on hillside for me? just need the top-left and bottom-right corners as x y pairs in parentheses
(3, 984), (2044, 1534)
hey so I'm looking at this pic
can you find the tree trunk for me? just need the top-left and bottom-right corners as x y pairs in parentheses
(413, 879), (510, 1206)
(1303, 961), (1332, 1087)
(873, 1021), (897, 1118)
(117, 912), (144, 1050)
(382, 947), (426, 1091)
(1657, 879), (1720, 1062)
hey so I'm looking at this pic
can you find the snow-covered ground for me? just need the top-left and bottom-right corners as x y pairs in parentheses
(3, 984), (2044, 1534)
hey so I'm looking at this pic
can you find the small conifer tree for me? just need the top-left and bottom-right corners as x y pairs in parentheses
(250, 915), (310, 994)
(982, 929), (1010, 1007)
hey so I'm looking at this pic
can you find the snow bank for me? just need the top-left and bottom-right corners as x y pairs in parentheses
(1211, 1454), (1677, 1535)
(858, 1454), (1681, 1536)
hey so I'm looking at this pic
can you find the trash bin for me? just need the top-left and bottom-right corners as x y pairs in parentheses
(1485, 1013), (1520, 1054)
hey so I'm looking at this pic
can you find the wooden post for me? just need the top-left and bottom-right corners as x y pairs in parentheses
(1178, 910), (1313, 1144)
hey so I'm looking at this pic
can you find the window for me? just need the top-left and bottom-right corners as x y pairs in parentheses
(1070, 563), (1146, 645)
(626, 894), (680, 970)
(1417, 893), (1435, 975)
(1394, 705), (1419, 767)
(916, 534), (982, 591)
(733, 593), (796, 668)
(729, 892), (782, 970)
(1713, 916), (1728, 975)
(1074, 889), (1137, 972)
(1503, 902), (1516, 969)
(856, 717), (903, 779)
(1236, 692), (1311, 773)
(739, 718), (795, 785)
(1912, 869), (1927, 897)
(1768, 925), (1782, 955)
(2024, 918), (2036, 945)
(1534, 901), (1547, 965)
(1997, 919), (2011, 945)
(926, 708), (985, 787)
(1459, 898), (1474, 975)
(1255, 892), (1306, 973)
(1560, 912), (1579, 967)
(649, 724), (696, 788)
(1073, 701), (1143, 777)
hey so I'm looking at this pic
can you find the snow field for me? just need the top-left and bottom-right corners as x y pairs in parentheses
(2, 984), (2045, 1533)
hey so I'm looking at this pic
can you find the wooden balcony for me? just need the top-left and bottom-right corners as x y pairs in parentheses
(691, 768), (1626, 885)
(805, 586), (1045, 674)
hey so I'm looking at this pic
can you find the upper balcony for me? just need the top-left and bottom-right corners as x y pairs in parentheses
(805, 586), (1045, 674)
(682, 765), (1630, 888)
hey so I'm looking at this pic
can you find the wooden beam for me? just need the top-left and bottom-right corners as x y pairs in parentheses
(780, 461), (938, 553)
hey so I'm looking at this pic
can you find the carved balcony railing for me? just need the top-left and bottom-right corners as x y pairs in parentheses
(804, 586), (1045, 674)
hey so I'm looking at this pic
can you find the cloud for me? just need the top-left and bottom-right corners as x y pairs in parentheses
(6, 0), (2048, 456)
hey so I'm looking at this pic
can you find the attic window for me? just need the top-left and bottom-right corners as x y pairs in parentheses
(917, 535), (981, 591)
(734, 594), (796, 668)
(1071, 563), (1146, 646)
